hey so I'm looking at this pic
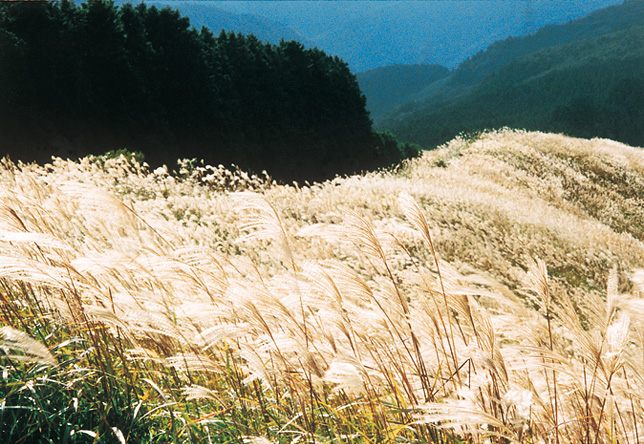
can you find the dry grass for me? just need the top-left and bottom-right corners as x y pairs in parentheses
(2, 129), (644, 443)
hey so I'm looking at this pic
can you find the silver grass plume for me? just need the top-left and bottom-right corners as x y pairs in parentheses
(0, 326), (56, 366)
(398, 192), (460, 387)
(231, 192), (297, 271)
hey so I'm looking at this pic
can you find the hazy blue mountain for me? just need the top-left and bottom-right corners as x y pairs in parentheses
(357, 64), (450, 124)
(382, 0), (644, 150)
(374, 0), (643, 129)
(452, 0), (644, 86)
(205, 0), (623, 72)
(136, 1), (309, 45)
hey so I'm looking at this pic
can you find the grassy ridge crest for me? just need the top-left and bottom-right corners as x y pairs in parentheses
(2, 130), (644, 442)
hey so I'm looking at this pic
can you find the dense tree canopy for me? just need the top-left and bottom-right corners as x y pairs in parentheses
(0, 1), (416, 182)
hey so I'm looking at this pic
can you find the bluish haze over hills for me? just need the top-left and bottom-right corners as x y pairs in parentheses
(148, 0), (623, 72)
(378, 0), (644, 150)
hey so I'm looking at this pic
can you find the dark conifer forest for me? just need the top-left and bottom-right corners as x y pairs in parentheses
(0, 1), (417, 182)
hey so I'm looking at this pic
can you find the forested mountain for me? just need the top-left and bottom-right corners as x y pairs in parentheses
(152, 1), (308, 46)
(451, 0), (643, 86)
(197, 0), (622, 72)
(356, 64), (449, 124)
(380, 0), (644, 149)
(0, 2), (416, 183)
(368, 0), (643, 129)
(388, 27), (644, 148)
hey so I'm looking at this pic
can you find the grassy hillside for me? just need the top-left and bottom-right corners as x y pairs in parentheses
(3, 130), (644, 442)
(382, 0), (644, 148)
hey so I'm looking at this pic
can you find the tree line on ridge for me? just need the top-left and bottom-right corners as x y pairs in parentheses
(0, 1), (418, 182)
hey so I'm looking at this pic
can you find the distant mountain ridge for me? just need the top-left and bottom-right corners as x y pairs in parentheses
(146, 0), (622, 72)
(377, 0), (644, 149)
(148, 1), (308, 45)
(357, 64), (450, 124)
(452, 0), (643, 86)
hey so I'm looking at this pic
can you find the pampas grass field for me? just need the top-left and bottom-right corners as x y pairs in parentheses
(3, 129), (644, 443)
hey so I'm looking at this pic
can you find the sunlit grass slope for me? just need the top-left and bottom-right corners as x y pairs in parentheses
(2, 129), (644, 443)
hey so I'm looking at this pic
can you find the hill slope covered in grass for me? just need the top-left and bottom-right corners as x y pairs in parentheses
(2, 130), (644, 442)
